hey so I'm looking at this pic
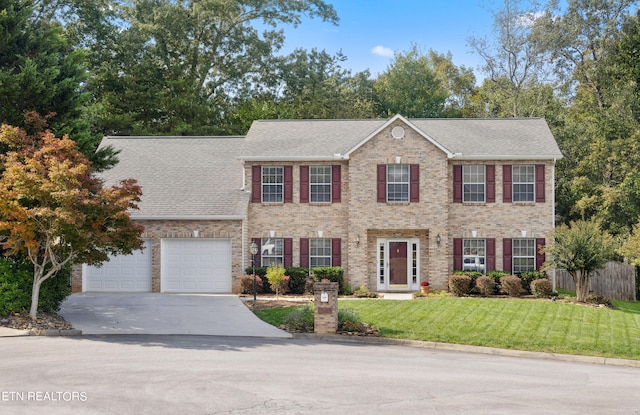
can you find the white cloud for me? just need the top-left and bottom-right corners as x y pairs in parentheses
(371, 45), (394, 58)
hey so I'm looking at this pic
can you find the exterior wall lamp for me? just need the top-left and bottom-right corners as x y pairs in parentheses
(436, 233), (441, 245)
(356, 235), (360, 246)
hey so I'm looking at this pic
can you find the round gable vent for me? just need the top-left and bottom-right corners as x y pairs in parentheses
(391, 126), (405, 139)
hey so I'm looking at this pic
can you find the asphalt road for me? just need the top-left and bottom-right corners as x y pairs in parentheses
(1, 335), (639, 415)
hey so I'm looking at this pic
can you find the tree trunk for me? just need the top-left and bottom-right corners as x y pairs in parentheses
(29, 277), (42, 319)
(575, 270), (591, 302)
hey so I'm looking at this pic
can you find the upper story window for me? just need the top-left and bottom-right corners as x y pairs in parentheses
(310, 166), (332, 203)
(377, 164), (419, 203)
(512, 238), (536, 273)
(454, 165), (494, 203)
(463, 165), (485, 202)
(260, 238), (283, 266)
(387, 164), (410, 202)
(310, 238), (332, 268)
(262, 166), (283, 203)
(512, 165), (535, 202)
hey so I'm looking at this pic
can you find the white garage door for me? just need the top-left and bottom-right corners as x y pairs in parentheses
(83, 240), (152, 292)
(161, 239), (231, 293)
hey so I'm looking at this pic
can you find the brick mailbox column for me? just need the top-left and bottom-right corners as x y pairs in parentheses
(313, 281), (339, 334)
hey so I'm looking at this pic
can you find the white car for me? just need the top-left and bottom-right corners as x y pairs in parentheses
(463, 256), (485, 273)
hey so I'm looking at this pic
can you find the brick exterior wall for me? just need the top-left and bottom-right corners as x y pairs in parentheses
(245, 121), (555, 292)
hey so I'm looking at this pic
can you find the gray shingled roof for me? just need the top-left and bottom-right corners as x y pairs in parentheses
(97, 136), (250, 219)
(97, 116), (562, 218)
(243, 117), (563, 160)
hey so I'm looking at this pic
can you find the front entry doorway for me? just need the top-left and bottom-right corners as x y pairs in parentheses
(377, 238), (420, 291)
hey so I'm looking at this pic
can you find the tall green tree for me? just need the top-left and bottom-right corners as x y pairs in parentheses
(0, 0), (115, 170)
(88, 0), (338, 135)
(543, 220), (616, 302)
(467, 0), (558, 118)
(374, 46), (449, 118)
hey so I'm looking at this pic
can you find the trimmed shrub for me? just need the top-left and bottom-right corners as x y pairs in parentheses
(312, 267), (346, 294)
(0, 257), (71, 316)
(285, 267), (308, 295)
(240, 274), (263, 294)
(475, 275), (496, 296)
(518, 271), (546, 294)
(487, 270), (510, 286)
(245, 266), (272, 293)
(453, 270), (482, 292)
(353, 284), (377, 298)
(449, 274), (472, 296)
(530, 278), (553, 298)
(284, 305), (314, 332)
(500, 275), (523, 297)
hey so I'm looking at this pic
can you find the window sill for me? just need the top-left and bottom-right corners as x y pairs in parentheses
(385, 201), (411, 205)
(512, 202), (536, 206)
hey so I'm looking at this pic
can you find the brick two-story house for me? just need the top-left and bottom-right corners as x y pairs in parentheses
(71, 114), (563, 293)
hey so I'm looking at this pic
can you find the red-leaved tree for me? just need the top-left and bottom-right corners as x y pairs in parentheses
(0, 121), (144, 318)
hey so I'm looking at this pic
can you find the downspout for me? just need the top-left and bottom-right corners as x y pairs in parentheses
(551, 158), (557, 292)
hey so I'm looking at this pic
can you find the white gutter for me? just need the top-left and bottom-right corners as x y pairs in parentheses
(131, 215), (246, 221)
(238, 155), (347, 161)
(450, 155), (564, 161)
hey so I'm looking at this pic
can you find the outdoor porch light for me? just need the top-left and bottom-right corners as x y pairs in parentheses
(356, 235), (360, 246)
(436, 233), (441, 245)
(250, 241), (259, 302)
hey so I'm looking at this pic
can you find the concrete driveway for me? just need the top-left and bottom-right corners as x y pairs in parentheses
(59, 293), (291, 338)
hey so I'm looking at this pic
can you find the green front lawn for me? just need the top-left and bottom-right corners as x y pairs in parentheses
(256, 297), (640, 360)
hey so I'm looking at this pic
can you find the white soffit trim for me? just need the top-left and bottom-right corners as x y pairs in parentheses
(344, 114), (454, 158)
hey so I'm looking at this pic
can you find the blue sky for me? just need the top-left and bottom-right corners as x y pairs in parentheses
(277, 0), (499, 79)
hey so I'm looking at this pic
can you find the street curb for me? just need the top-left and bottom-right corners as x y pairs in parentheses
(292, 333), (640, 369)
(29, 329), (83, 336)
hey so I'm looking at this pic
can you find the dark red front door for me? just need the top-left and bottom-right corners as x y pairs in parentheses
(389, 242), (408, 285)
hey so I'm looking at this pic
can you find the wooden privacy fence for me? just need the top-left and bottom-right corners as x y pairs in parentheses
(555, 262), (637, 301)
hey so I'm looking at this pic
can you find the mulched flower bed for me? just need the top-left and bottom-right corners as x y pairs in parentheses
(1, 312), (74, 331)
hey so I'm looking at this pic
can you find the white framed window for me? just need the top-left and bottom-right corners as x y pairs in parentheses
(310, 166), (331, 203)
(310, 238), (332, 268)
(260, 238), (283, 266)
(513, 239), (536, 273)
(387, 164), (409, 202)
(512, 165), (535, 202)
(463, 239), (486, 274)
(463, 165), (485, 202)
(262, 166), (283, 203)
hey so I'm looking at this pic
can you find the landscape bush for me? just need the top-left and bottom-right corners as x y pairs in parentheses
(240, 274), (263, 294)
(500, 275), (523, 297)
(487, 270), (510, 286)
(530, 278), (553, 298)
(338, 308), (364, 332)
(284, 305), (314, 331)
(448, 274), (472, 296)
(0, 257), (70, 316)
(265, 265), (288, 297)
(352, 284), (377, 298)
(312, 267), (346, 294)
(475, 275), (496, 296)
(285, 267), (308, 295)
(518, 271), (546, 294)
